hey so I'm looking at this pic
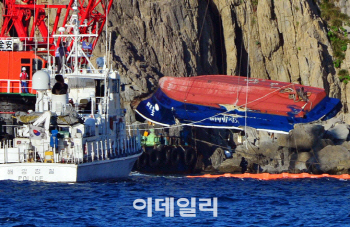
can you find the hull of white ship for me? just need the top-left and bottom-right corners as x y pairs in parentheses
(0, 153), (141, 182)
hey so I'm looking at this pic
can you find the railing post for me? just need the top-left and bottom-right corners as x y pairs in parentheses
(124, 139), (126, 155)
(105, 139), (108, 159)
(109, 139), (113, 157)
(96, 141), (99, 160)
(4, 141), (6, 164)
(117, 138), (120, 156)
(100, 140), (104, 160)
(134, 136), (136, 153)
(91, 142), (94, 162)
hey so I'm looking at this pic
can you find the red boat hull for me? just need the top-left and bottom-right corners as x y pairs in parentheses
(159, 75), (326, 118)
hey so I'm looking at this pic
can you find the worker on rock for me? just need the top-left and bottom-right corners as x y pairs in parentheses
(240, 157), (248, 174)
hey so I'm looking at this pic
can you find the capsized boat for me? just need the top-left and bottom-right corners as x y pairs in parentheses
(0, 0), (142, 182)
(136, 75), (341, 133)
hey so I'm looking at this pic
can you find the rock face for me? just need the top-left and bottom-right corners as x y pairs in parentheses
(310, 145), (350, 174)
(102, 0), (342, 122)
(277, 124), (325, 150)
(324, 124), (350, 141)
(104, 0), (219, 121)
(210, 121), (350, 175)
(290, 152), (312, 172)
(334, 0), (350, 16)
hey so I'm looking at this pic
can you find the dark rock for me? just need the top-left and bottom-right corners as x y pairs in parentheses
(310, 145), (350, 174)
(209, 147), (226, 169)
(312, 139), (334, 153)
(324, 123), (349, 141)
(258, 147), (291, 173)
(290, 152), (312, 173)
(277, 124), (324, 150)
(218, 157), (241, 173)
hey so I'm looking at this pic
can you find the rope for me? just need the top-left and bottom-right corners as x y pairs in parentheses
(198, 0), (210, 43)
(238, 83), (297, 108)
(244, 0), (250, 149)
(236, 24), (244, 103)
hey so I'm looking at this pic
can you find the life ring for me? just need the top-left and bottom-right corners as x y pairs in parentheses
(171, 147), (183, 166)
(184, 147), (196, 166)
(149, 149), (161, 167)
(137, 152), (148, 169)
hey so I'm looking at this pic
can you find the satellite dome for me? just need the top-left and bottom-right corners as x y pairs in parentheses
(32, 70), (50, 90)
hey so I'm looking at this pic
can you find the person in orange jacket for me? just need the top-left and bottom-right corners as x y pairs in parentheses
(20, 67), (29, 93)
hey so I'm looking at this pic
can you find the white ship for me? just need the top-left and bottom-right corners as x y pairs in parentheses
(0, 1), (142, 182)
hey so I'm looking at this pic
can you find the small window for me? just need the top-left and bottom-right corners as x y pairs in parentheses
(116, 79), (120, 93)
(111, 79), (120, 93)
(21, 58), (30, 64)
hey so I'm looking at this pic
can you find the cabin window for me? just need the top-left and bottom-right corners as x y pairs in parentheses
(110, 79), (120, 93)
(95, 80), (104, 97)
(21, 58), (30, 64)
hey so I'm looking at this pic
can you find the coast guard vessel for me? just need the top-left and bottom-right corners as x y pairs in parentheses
(0, 0), (142, 182)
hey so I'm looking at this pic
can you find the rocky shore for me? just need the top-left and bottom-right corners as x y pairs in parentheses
(202, 115), (350, 175)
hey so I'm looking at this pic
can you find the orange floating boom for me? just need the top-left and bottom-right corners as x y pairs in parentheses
(187, 173), (350, 180)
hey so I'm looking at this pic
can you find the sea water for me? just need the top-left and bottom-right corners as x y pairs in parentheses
(0, 174), (349, 226)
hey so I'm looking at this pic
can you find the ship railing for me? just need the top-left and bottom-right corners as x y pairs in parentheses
(0, 140), (56, 164)
(0, 79), (33, 94)
(0, 37), (51, 52)
(83, 135), (140, 162)
(0, 139), (82, 164)
(0, 137), (141, 164)
(115, 135), (140, 157)
(0, 140), (11, 163)
(83, 138), (113, 162)
(141, 136), (189, 147)
(62, 66), (108, 75)
(0, 140), (34, 164)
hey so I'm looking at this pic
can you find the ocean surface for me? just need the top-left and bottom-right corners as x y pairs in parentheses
(0, 173), (349, 227)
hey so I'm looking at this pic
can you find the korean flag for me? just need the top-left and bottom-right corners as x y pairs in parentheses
(29, 125), (46, 140)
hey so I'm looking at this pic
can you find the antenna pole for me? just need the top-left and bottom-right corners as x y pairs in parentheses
(105, 0), (108, 68)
